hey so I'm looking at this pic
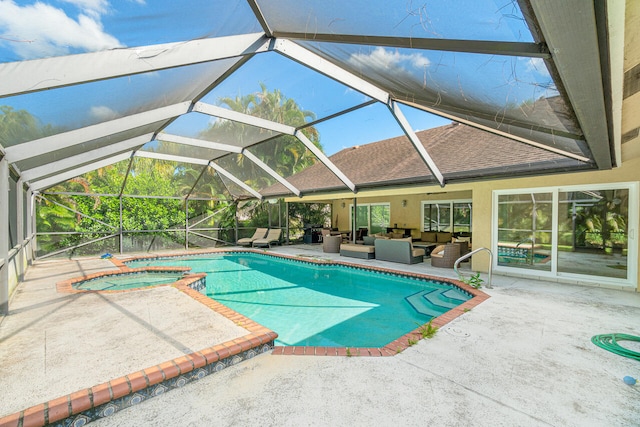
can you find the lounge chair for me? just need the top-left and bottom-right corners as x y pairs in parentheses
(237, 227), (268, 246)
(252, 229), (282, 248)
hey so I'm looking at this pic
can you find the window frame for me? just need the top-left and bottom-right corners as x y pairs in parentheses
(421, 199), (472, 233)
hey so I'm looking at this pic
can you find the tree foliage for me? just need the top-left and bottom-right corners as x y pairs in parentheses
(2, 84), (332, 255)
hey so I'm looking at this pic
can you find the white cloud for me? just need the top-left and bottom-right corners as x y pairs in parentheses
(0, 0), (122, 59)
(524, 57), (546, 74)
(59, 0), (109, 17)
(349, 46), (430, 72)
(90, 105), (118, 121)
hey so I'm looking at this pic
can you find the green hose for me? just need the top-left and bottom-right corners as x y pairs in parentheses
(591, 333), (640, 361)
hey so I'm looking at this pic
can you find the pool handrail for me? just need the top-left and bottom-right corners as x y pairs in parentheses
(454, 247), (493, 289)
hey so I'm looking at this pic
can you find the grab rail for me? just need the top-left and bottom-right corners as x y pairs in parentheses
(454, 247), (493, 289)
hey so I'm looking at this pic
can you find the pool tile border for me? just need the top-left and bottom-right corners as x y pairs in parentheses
(56, 265), (194, 294)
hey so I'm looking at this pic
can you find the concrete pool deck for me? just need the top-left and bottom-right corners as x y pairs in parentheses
(1, 245), (640, 426)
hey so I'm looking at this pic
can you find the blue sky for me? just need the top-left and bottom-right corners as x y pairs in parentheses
(1, 1), (550, 156)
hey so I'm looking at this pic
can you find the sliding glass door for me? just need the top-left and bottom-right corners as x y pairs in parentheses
(494, 183), (637, 286)
(496, 192), (553, 271)
(557, 188), (629, 280)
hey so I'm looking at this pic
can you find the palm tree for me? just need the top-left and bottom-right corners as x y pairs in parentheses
(199, 84), (323, 193)
(0, 105), (60, 145)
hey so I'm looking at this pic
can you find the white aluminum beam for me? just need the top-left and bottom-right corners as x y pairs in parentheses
(5, 102), (190, 163)
(273, 32), (551, 58)
(295, 130), (356, 192)
(157, 133), (300, 196)
(530, 1), (612, 169)
(31, 152), (133, 191)
(0, 33), (270, 98)
(0, 158), (9, 314)
(193, 102), (295, 135)
(156, 133), (243, 153)
(389, 101), (445, 187)
(606, 1), (625, 167)
(20, 134), (152, 182)
(273, 39), (390, 104)
(241, 151), (300, 196)
(194, 103), (355, 193)
(134, 151), (209, 166)
(208, 162), (263, 200)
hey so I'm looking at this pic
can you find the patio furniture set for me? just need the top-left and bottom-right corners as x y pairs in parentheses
(322, 230), (471, 268)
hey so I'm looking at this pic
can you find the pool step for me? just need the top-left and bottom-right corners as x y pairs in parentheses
(423, 289), (468, 309)
(405, 291), (449, 318)
(406, 288), (470, 317)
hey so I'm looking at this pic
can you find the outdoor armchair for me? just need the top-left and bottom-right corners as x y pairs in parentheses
(430, 243), (461, 268)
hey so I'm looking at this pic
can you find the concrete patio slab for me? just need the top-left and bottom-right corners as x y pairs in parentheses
(1, 245), (639, 426)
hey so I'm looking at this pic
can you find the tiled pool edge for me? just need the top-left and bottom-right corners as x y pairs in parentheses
(0, 260), (277, 427)
(271, 292), (489, 357)
(122, 249), (491, 357)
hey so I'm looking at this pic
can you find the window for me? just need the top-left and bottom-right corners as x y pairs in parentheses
(422, 200), (472, 233)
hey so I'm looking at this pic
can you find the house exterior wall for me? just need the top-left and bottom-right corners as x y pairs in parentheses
(308, 153), (640, 292)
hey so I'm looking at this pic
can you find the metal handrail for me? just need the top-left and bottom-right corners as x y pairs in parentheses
(454, 247), (493, 289)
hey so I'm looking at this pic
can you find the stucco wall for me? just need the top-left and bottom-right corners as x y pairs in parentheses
(320, 157), (640, 291)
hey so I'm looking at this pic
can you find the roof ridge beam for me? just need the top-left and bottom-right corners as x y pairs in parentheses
(5, 102), (190, 163)
(0, 33), (270, 98)
(30, 152), (133, 191)
(156, 133), (243, 153)
(273, 39), (390, 104)
(273, 32), (550, 58)
(134, 151), (210, 165)
(193, 102), (295, 135)
(207, 162), (263, 200)
(20, 134), (152, 182)
(388, 101), (445, 187)
(246, 0), (273, 37)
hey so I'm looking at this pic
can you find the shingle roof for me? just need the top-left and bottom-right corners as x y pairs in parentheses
(261, 122), (591, 197)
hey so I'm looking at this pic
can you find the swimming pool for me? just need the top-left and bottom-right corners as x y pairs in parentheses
(128, 252), (472, 348)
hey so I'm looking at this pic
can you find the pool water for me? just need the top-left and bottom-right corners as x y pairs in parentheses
(74, 272), (185, 291)
(128, 253), (471, 347)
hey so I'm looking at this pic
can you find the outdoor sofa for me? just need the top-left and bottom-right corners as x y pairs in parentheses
(340, 243), (375, 259)
(374, 238), (425, 264)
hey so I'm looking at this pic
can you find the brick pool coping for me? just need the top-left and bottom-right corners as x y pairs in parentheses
(0, 248), (489, 426)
